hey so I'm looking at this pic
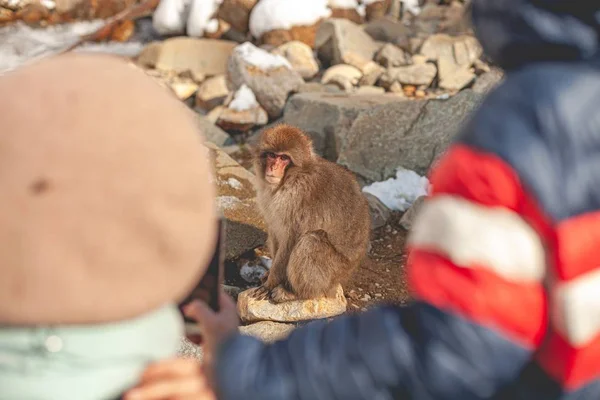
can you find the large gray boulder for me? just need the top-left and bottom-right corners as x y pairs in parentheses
(338, 89), (484, 181)
(283, 92), (405, 160)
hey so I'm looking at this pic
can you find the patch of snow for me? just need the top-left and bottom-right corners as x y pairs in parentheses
(152, 0), (190, 35)
(41, 0), (55, 9)
(249, 0), (332, 39)
(226, 177), (243, 190)
(234, 42), (291, 71)
(240, 262), (268, 283)
(216, 195), (242, 209)
(328, 0), (358, 8)
(259, 256), (272, 270)
(186, 0), (223, 37)
(356, 3), (366, 16)
(205, 18), (220, 33)
(0, 20), (105, 74)
(229, 84), (259, 111)
(400, 0), (420, 15)
(362, 167), (430, 212)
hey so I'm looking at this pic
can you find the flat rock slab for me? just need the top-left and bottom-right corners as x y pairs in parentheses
(237, 284), (347, 323)
(205, 142), (266, 260)
(239, 321), (296, 343)
(137, 37), (237, 80)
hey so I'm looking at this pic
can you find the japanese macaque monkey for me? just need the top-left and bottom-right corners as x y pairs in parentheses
(253, 124), (371, 303)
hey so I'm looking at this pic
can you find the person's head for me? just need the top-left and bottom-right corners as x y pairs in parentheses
(0, 53), (218, 325)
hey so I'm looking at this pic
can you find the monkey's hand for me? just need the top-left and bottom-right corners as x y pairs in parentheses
(270, 285), (297, 303)
(251, 286), (271, 300)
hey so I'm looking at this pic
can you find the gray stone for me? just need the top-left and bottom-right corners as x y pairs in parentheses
(206, 142), (267, 259)
(375, 43), (410, 68)
(240, 321), (296, 342)
(283, 92), (405, 160)
(419, 33), (482, 67)
(364, 192), (392, 230)
(178, 337), (203, 362)
(297, 82), (344, 94)
(315, 19), (381, 67)
(363, 16), (410, 44)
(271, 41), (320, 80)
(195, 114), (233, 147)
(384, 63), (437, 86)
(472, 68), (504, 94)
(338, 89), (484, 181)
(437, 56), (476, 91)
(223, 284), (243, 300)
(399, 195), (426, 231)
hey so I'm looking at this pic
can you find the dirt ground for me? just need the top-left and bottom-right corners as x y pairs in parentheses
(227, 147), (412, 313)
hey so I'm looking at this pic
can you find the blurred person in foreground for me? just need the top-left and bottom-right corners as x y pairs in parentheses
(0, 53), (218, 400)
(131, 0), (600, 399)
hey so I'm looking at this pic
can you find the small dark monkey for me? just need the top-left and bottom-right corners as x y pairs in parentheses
(253, 124), (371, 303)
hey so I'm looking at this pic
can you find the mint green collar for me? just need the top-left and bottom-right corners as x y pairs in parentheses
(0, 304), (183, 400)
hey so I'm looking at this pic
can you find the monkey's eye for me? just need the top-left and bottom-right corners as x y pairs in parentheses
(280, 154), (291, 162)
(263, 152), (276, 159)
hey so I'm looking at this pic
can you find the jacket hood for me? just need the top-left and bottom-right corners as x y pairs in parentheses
(472, 0), (600, 70)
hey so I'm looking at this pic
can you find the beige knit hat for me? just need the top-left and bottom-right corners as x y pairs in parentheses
(0, 53), (217, 325)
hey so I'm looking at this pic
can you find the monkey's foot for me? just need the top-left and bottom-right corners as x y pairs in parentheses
(251, 286), (271, 300)
(269, 285), (298, 303)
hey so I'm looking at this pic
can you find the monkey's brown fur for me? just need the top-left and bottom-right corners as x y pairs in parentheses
(253, 124), (371, 303)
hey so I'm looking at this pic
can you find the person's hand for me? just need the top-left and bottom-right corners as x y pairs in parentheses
(182, 290), (239, 383)
(123, 358), (215, 400)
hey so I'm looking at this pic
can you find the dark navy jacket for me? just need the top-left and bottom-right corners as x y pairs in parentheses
(214, 1), (600, 398)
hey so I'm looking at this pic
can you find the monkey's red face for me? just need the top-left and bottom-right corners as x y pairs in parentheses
(263, 152), (291, 185)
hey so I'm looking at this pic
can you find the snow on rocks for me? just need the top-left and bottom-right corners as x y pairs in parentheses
(227, 41), (303, 118)
(328, 0), (364, 24)
(362, 167), (429, 212)
(249, 0), (332, 47)
(213, 83), (268, 131)
(152, 0), (223, 38)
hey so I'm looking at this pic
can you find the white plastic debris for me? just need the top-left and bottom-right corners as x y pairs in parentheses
(249, 0), (332, 39)
(233, 42), (291, 70)
(362, 167), (430, 212)
(229, 84), (259, 111)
